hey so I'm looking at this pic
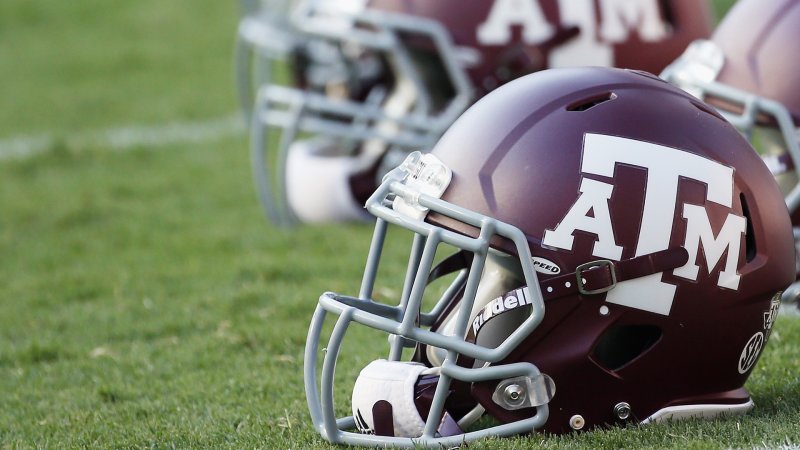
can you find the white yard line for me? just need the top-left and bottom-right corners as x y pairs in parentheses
(0, 114), (245, 161)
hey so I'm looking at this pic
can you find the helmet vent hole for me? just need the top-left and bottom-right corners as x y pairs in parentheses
(740, 193), (757, 262)
(566, 92), (617, 112)
(590, 325), (662, 372)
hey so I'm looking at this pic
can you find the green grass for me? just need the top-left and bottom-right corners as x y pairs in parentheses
(1, 0), (797, 448)
(0, 136), (374, 448)
(0, 0), (237, 137)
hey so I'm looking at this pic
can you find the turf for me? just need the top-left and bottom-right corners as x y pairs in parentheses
(1, 0), (798, 448)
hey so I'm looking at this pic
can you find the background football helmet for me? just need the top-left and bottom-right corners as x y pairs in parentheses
(237, 0), (713, 226)
(304, 67), (795, 447)
(661, 0), (800, 303)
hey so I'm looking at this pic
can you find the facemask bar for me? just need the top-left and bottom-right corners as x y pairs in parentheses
(251, 0), (475, 226)
(662, 40), (800, 215)
(304, 158), (551, 447)
(235, 0), (301, 124)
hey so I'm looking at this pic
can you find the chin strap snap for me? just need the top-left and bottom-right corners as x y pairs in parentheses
(492, 374), (556, 411)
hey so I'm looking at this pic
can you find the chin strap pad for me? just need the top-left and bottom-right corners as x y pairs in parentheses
(352, 360), (428, 437)
(351, 360), (465, 438)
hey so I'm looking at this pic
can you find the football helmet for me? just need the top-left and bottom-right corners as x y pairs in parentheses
(661, 0), (800, 303)
(304, 67), (795, 447)
(241, 0), (713, 226)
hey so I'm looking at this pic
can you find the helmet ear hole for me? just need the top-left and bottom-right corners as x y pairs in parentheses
(590, 325), (662, 372)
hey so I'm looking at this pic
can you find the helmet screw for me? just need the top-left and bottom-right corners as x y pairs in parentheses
(614, 402), (631, 420)
(503, 384), (525, 406)
(569, 415), (585, 430)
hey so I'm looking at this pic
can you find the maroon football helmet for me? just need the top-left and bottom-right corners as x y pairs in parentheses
(304, 67), (795, 447)
(244, 0), (713, 225)
(661, 0), (800, 303)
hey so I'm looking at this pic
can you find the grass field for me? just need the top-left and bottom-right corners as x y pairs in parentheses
(1, 0), (798, 448)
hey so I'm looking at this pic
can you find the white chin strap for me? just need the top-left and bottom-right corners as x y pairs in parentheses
(285, 139), (371, 223)
(351, 360), (428, 438)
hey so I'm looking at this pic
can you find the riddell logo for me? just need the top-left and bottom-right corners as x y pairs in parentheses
(472, 288), (533, 335)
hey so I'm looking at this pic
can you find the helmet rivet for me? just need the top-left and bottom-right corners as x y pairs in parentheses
(614, 402), (631, 420)
(504, 384), (525, 405)
(569, 414), (585, 430)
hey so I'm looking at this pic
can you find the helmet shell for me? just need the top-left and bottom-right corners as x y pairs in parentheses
(424, 67), (794, 432)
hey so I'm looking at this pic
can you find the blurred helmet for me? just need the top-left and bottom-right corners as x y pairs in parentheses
(304, 67), (795, 447)
(661, 0), (800, 303)
(238, 0), (713, 226)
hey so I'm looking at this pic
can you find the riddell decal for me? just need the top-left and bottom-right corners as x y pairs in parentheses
(472, 288), (533, 336)
(738, 293), (781, 374)
(532, 257), (561, 275)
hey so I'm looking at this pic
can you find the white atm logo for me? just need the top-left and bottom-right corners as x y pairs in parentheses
(542, 134), (746, 316)
(477, 0), (669, 67)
